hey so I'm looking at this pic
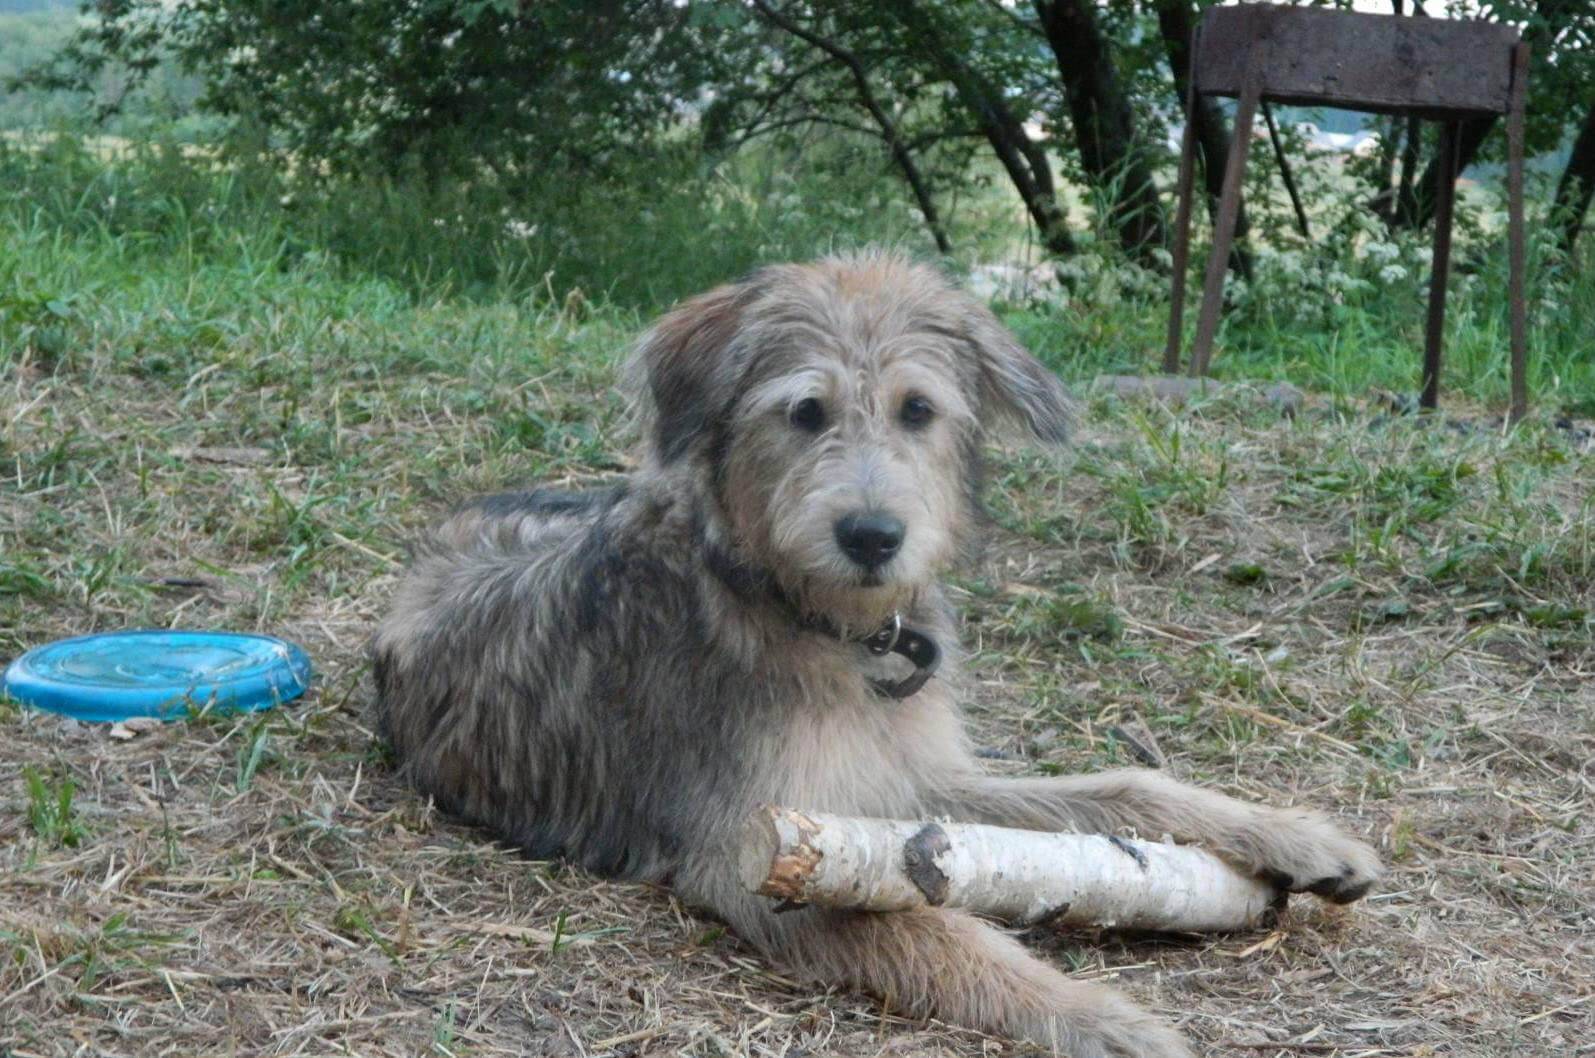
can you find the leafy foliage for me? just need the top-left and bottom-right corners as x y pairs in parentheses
(13, 0), (1595, 252)
(21, 0), (740, 179)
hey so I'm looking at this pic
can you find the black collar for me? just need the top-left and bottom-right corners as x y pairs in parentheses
(703, 543), (942, 699)
(808, 608), (943, 700)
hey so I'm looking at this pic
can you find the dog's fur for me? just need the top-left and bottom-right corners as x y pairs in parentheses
(372, 252), (1380, 1057)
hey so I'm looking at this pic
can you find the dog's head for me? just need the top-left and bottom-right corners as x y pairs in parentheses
(629, 251), (1074, 629)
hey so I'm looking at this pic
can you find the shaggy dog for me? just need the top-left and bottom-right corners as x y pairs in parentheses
(372, 252), (1380, 1057)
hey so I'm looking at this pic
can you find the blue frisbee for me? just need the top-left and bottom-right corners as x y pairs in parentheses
(2, 630), (313, 723)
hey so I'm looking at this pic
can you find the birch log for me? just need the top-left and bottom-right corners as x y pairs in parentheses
(738, 805), (1279, 931)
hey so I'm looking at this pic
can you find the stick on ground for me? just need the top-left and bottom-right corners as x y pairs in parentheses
(739, 805), (1281, 932)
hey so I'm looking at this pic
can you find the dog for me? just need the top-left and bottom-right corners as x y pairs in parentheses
(371, 251), (1380, 1057)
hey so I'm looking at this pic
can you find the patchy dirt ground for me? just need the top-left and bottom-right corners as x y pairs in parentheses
(3, 341), (1592, 1058)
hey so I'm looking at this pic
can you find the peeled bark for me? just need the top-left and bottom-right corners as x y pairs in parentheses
(740, 805), (1280, 933)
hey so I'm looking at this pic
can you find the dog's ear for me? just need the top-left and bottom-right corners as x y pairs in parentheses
(629, 280), (756, 462)
(959, 298), (1075, 444)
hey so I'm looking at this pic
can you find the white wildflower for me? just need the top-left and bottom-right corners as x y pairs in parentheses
(1055, 255), (1100, 283)
(1271, 249), (1306, 280)
(1378, 263), (1408, 283)
(504, 219), (538, 239)
(1363, 240), (1401, 263)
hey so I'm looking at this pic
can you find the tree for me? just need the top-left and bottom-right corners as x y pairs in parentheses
(747, 0), (951, 252)
(1553, 103), (1595, 253)
(1033, 0), (1167, 259)
(45, 0), (1588, 277)
(21, 0), (735, 181)
(883, 0), (1078, 257)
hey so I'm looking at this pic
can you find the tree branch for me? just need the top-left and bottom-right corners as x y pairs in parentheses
(737, 113), (883, 143)
(741, 806), (1278, 932)
(884, 0), (1076, 256)
(750, 0), (952, 252)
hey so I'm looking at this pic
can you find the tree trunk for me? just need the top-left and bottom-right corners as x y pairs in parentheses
(1033, 0), (1167, 260)
(1553, 101), (1595, 254)
(749, 0), (952, 254)
(1153, 0), (1251, 280)
(887, 1), (1076, 257)
(1394, 114), (1427, 228)
(1371, 115), (1404, 222)
(1373, 0), (1408, 223)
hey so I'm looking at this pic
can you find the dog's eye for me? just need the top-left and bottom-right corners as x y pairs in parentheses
(788, 397), (826, 433)
(900, 396), (935, 429)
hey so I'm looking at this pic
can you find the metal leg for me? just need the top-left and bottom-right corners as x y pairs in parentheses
(1190, 68), (1261, 378)
(1507, 42), (1530, 423)
(1421, 122), (1459, 411)
(1163, 52), (1202, 375)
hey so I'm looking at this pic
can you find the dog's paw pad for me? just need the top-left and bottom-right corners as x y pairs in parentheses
(1253, 813), (1382, 905)
(1305, 866), (1376, 904)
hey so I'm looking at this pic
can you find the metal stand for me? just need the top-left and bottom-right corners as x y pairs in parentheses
(1165, 6), (1530, 420)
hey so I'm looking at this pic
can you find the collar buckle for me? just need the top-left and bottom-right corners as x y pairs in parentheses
(863, 612), (903, 657)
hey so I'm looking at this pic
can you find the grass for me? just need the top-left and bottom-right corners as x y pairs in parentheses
(1, 139), (1592, 1056)
(21, 765), (85, 850)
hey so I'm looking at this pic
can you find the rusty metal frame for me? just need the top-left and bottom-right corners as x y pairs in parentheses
(1507, 42), (1529, 422)
(1164, 7), (1531, 421)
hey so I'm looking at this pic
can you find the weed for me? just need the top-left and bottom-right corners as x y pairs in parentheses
(0, 558), (53, 601)
(1223, 562), (1267, 586)
(1015, 594), (1124, 644)
(433, 1001), (458, 1053)
(335, 902), (401, 963)
(235, 717), (273, 792)
(23, 765), (86, 849)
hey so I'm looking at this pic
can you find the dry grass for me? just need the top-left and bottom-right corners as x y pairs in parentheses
(3, 317), (1592, 1058)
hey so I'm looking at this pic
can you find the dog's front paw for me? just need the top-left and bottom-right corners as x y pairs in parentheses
(1254, 809), (1382, 904)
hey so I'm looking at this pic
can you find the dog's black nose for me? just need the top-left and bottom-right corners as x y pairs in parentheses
(834, 512), (905, 570)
